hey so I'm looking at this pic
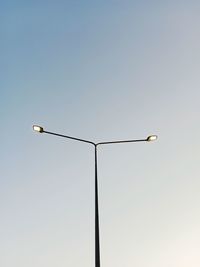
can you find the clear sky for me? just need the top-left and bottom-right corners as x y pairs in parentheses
(1, 1), (200, 266)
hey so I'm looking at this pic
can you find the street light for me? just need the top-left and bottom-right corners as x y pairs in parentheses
(33, 125), (44, 133)
(33, 125), (157, 267)
(147, 135), (158, 142)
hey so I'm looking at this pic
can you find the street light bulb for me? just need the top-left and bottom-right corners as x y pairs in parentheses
(33, 125), (44, 133)
(147, 135), (158, 142)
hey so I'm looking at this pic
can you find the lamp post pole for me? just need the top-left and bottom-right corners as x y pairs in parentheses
(33, 125), (157, 267)
(95, 145), (100, 267)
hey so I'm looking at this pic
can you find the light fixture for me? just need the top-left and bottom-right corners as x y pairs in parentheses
(33, 125), (44, 133)
(146, 135), (158, 142)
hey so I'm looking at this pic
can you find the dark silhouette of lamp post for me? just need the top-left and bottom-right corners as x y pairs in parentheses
(33, 125), (157, 267)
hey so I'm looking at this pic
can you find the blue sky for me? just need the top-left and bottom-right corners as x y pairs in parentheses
(1, 1), (200, 266)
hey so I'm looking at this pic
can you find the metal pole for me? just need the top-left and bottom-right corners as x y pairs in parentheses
(95, 145), (100, 267)
(33, 126), (157, 266)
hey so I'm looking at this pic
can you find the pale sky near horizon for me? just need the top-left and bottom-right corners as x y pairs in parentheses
(1, 1), (200, 266)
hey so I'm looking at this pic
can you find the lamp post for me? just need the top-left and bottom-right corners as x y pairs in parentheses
(33, 125), (157, 267)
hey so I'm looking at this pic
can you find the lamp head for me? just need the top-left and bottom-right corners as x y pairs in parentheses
(33, 125), (44, 133)
(147, 135), (158, 142)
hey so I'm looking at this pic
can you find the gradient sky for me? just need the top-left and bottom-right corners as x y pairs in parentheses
(1, 1), (200, 266)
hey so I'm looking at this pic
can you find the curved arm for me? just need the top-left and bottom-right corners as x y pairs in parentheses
(33, 126), (95, 146)
(43, 130), (96, 146)
(96, 138), (147, 146)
